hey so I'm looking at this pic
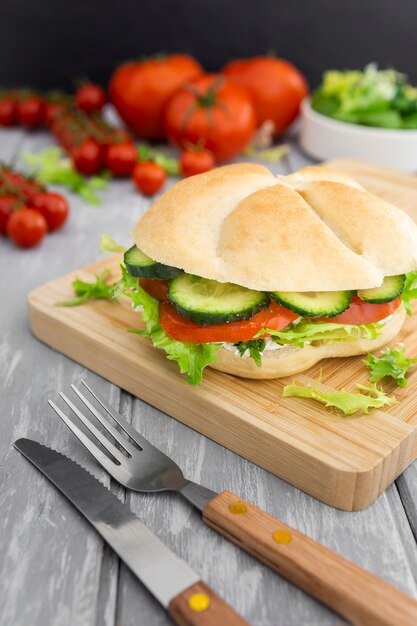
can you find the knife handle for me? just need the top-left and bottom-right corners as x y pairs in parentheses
(168, 581), (250, 626)
(203, 490), (417, 626)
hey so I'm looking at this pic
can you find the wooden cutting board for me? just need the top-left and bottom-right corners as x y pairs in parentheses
(28, 159), (417, 511)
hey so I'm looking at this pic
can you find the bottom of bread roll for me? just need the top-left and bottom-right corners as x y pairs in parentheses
(209, 305), (407, 379)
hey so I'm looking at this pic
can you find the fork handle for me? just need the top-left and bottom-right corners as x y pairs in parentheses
(203, 491), (417, 626)
(168, 580), (250, 625)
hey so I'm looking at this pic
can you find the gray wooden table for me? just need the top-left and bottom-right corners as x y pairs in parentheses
(2, 125), (417, 626)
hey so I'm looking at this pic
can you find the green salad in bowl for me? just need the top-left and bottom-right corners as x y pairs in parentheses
(311, 64), (417, 130)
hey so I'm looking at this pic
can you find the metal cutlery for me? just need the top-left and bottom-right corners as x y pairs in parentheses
(49, 380), (417, 626)
(14, 438), (249, 626)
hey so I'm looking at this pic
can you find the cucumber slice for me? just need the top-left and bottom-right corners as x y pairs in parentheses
(124, 245), (182, 279)
(358, 274), (405, 303)
(271, 290), (353, 318)
(168, 274), (269, 326)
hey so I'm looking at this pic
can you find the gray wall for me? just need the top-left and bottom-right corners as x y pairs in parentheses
(0, 0), (415, 90)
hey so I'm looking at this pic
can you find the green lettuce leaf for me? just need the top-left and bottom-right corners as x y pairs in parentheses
(401, 271), (417, 315)
(244, 144), (289, 161)
(56, 270), (117, 307)
(364, 344), (417, 387)
(99, 233), (126, 254)
(311, 64), (417, 129)
(137, 144), (181, 176)
(256, 319), (382, 347)
(114, 266), (220, 385)
(282, 382), (396, 415)
(234, 339), (266, 367)
(22, 147), (109, 204)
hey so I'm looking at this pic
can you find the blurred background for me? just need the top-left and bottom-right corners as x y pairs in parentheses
(0, 0), (415, 90)
(1, 0), (417, 251)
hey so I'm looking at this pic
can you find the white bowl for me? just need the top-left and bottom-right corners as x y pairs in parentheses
(300, 98), (417, 172)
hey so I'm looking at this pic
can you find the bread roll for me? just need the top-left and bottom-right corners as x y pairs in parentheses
(133, 164), (417, 291)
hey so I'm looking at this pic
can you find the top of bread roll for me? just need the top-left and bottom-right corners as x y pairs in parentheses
(132, 163), (417, 291)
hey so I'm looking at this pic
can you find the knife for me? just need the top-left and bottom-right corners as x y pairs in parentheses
(14, 438), (250, 626)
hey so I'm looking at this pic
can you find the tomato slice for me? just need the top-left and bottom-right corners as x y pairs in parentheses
(139, 278), (168, 301)
(319, 295), (401, 325)
(159, 301), (299, 343)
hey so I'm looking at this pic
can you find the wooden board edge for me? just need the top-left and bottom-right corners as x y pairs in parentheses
(351, 430), (417, 510)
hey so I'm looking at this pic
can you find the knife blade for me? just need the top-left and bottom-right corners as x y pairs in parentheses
(14, 438), (250, 625)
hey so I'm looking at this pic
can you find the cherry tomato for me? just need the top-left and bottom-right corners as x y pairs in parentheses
(52, 115), (88, 153)
(319, 295), (401, 325)
(75, 83), (107, 113)
(0, 98), (17, 126)
(31, 192), (69, 231)
(164, 74), (256, 162)
(0, 171), (44, 202)
(0, 195), (20, 234)
(109, 54), (203, 139)
(103, 128), (132, 147)
(180, 148), (215, 177)
(6, 208), (47, 247)
(16, 96), (45, 129)
(222, 56), (308, 135)
(104, 142), (137, 176)
(45, 101), (68, 126)
(114, 128), (132, 142)
(139, 278), (169, 301)
(71, 139), (103, 174)
(132, 161), (166, 195)
(159, 301), (298, 343)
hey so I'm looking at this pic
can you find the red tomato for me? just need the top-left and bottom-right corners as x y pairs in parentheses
(164, 74), (256, 162)
(132, 161), (166, 195)
(0, 171), (44, 202)
(6, 208), (47, 247)
(102, 128), (132, 149)
(159, 301), (298, 343)
(45, 101), (68, 126)
(52, 116), (87, 153)
(139, 278), (169, 301)
(109, 54), (203, 139)
(31, 192), (69, 231)
(0, 195), (20, 234)
(104, 142), (137, 176)
(0, 98), (17, 126)
(320, 295), (401, 325)
(116, 129), (133, 144)
(75, 83), (107, 113)
(71, 139), (103, 174)
(16, 96), (45, 129)
(180, 148), (215, 177)
(222, 56), (308, 135)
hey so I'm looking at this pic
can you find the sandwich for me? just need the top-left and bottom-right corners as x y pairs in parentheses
(117, 163), (417, 384)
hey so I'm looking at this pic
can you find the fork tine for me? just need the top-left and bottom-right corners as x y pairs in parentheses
(58, 393), (127, 465)
(71, 384), (138, 457)
(48, 400), (120, 475)
(80, 380), (153, 450)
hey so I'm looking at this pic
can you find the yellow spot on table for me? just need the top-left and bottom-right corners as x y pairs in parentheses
(273, 530), (292, 544)
(229, 502), (248, 515)
(189, 593), (210, 612)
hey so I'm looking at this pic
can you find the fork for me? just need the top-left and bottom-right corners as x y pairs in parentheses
(49, 380), (417, 626)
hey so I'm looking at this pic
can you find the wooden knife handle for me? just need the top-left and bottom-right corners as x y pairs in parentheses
(168, 580), (250, 626)
(203, 491), (417, 626)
